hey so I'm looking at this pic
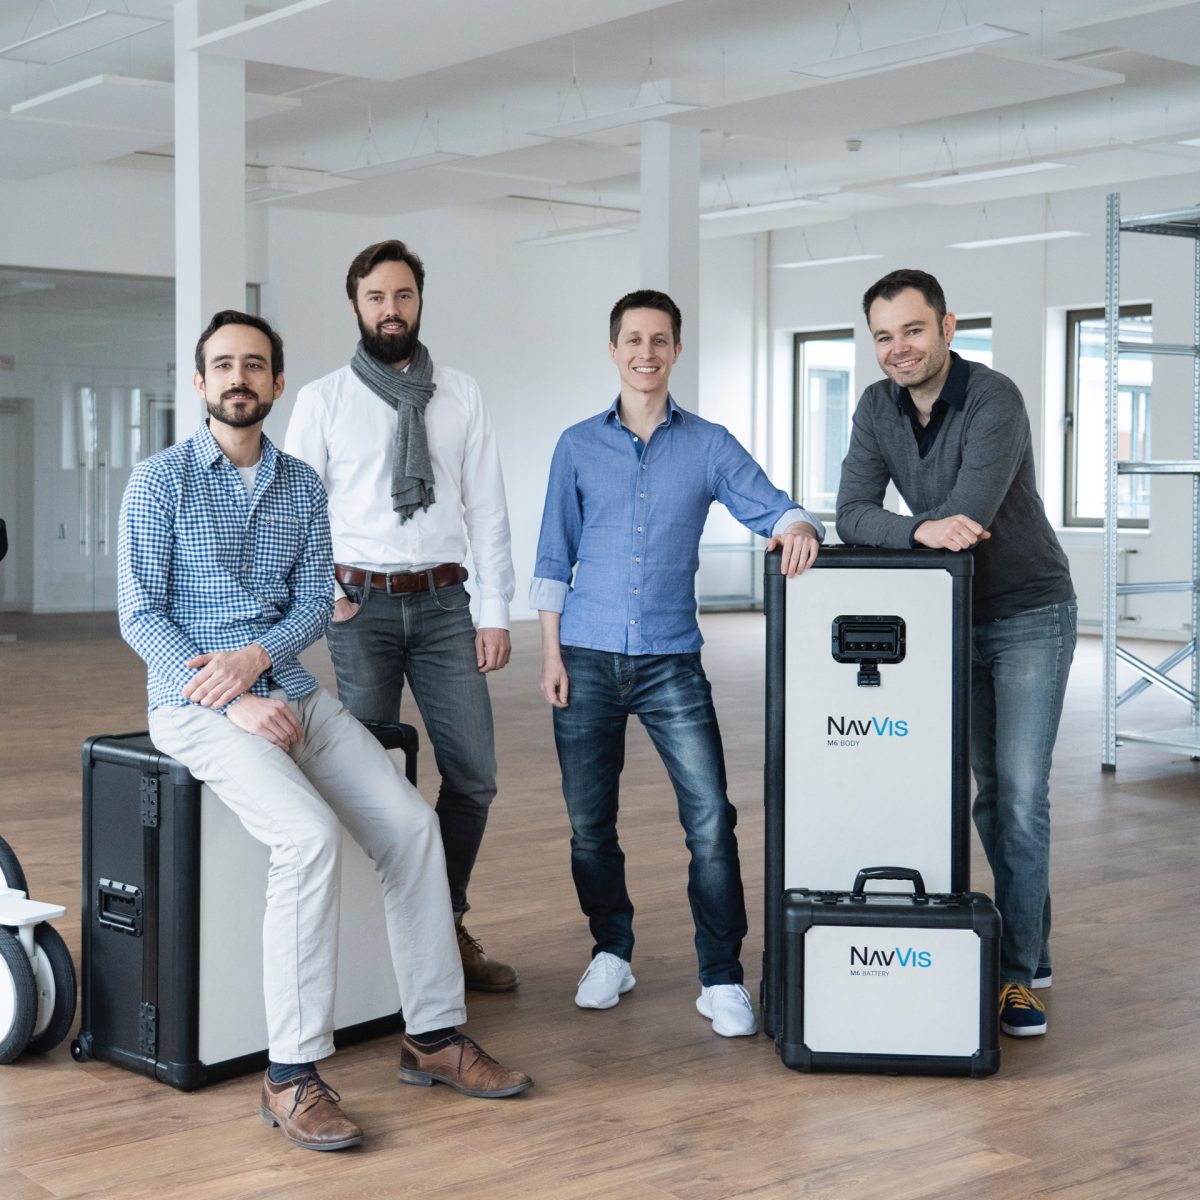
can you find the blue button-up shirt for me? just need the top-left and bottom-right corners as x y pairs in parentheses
(530, 397), (824, 654)
(117, 420), (334, 712)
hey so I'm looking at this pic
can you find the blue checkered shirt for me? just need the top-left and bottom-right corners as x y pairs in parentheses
(118, 420), (334, 713)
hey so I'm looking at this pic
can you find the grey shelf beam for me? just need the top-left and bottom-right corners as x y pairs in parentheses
(1117, 460), (1200, 474)
(1116, 340), (1198, 357)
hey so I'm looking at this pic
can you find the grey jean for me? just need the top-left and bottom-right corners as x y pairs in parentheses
(325, 579), (497, 915)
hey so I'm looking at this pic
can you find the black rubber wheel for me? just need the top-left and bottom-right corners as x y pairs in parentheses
(0, 836), (27, 894)
(0, 926), (37, 1064)
(70, 1031), (92, 1062)
(25, 924), (77, 1055)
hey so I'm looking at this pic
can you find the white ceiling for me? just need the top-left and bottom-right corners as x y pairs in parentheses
(1, 0), (1200, 232)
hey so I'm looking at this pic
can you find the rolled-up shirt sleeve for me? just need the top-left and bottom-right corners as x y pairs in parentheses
(530, 433), (580, 614)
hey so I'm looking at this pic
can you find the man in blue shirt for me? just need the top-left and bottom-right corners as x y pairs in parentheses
(531, 290), (822, 1036)
(119, 311), (530, 1153)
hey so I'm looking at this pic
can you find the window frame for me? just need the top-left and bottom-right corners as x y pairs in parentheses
(1063, 303), (1151, 529)
(952, 316), (993, 365)
(792, 327), (856, 519)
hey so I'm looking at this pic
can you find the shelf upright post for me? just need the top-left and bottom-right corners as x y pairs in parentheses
(1102, 193), (1121, 770)
(1192, 234), (1200, 735)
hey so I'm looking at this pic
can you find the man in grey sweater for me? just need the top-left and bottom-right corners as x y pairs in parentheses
(837, 268), (1076, 1039)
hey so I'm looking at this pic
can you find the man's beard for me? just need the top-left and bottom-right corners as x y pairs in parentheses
(357, 310), (421, 365)
(207, 389), (273, 429)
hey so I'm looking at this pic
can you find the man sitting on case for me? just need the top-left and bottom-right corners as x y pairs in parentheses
(117, 310), (531, 1153)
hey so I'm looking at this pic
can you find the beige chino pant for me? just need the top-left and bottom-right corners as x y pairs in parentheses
(149, 686), (466, 1062)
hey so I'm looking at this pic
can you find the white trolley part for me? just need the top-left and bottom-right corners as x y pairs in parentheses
(0, 889), (68, 951)
(0, 889), (71, 1061)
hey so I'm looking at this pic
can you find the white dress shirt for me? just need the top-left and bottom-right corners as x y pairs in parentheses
(285, 363), (515, 629)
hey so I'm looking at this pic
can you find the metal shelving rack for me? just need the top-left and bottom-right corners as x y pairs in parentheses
(1102, 193), (1200, 770)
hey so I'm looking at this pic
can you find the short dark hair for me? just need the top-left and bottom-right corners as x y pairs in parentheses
(194, 310), (284, 377)
(345, 239), (426, 302)
(609, 289), (682, 345)
(862, 268), (947, 324)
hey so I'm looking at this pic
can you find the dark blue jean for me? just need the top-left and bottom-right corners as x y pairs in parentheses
(325, 580), (496, 915)
(552, 647), (747, 986)
(971, 599), (1077, 986)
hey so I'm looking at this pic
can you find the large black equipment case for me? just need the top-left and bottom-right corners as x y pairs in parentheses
(74, 721), (418, 1090)
(777, 868), (1000, 1078)
(761, 546), (974, 1039)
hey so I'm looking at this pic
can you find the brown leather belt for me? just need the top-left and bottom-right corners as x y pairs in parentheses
(334, 563), (468, 594)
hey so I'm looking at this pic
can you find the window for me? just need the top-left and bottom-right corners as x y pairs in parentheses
(954, 317), (992, 367)
(794, 330), (855, 514)
(1065, 305), (1152, 527)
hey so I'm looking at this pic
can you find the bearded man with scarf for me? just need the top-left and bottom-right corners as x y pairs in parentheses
(286, 240), (518, 992)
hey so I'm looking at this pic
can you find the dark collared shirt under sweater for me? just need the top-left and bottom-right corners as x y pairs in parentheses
(835, 351), (1073, 622)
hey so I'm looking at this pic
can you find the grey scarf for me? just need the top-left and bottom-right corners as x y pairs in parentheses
(351, 340), (437, 522)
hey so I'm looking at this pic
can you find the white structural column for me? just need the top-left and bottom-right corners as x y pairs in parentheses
(639, 121), (700, 405)
(173, 0), (246, 428)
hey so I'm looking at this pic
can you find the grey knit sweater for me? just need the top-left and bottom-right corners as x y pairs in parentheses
(836, 353), (1073, 622)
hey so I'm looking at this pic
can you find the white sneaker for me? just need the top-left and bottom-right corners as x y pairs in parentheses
(696, 984), (758, 1037)
(574, 952), (635, 1009)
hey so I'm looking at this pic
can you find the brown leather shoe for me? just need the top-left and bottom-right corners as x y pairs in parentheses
(260, 1071), (363, 1151)
(398, 1032), (533, 1098)
(457, 921), (520, 992)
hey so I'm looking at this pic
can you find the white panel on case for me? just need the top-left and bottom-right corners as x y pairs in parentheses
(196, 751), (405, 1065)
(783, 568), (955, 892)
(803, 924), (981, 1056)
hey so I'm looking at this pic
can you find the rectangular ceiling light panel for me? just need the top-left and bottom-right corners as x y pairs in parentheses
(522, 225), (635, 246)
(772, 253), (882, 269)
(791, 23), (1022, 78)
(530, 101), (705, 140)
(902, 160), (1070, 188)
(11, 76), (300, 135)
(337, 151), (470, 179)
(701, 196), (822, 220)
(0, 11), (164, 65)
(949, 230), (1086, 249)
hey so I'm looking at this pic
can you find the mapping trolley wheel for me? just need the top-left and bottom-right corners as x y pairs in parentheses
(25, 923), (77, 1055)
(0, 836), (28, 895)
(0, 926), (37, 1063)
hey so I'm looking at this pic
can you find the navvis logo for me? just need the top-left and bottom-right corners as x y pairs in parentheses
(826, 716), (909, 743)
(848, 945), (933, 976)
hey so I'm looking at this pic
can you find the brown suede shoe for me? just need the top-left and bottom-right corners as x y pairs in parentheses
(398, 1032), (533, 1098)
(260, 1071), (363, 1151)
(457, 921), (520, 992)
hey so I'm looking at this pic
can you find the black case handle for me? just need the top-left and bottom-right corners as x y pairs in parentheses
(851, 866), (927, 898)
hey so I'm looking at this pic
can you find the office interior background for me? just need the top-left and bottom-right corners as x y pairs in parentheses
(0, 2), (1198, 1197)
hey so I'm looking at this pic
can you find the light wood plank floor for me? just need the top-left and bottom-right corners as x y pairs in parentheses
(0, 612), (1197, 1199)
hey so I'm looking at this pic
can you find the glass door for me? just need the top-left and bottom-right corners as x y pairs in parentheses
(0, 265), (175, 613)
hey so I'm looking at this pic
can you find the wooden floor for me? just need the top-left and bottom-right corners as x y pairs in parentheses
(0, 612), (1197, 1199)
